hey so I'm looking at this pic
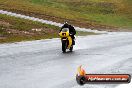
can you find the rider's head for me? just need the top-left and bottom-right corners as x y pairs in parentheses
(64, 21), (68, 25)
(63, 21), (69, 27)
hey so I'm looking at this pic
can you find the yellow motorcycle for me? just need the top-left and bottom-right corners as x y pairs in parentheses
(59, 28), (74, 52)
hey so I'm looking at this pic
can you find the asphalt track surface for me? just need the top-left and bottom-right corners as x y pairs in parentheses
(0, 32), (132, 88)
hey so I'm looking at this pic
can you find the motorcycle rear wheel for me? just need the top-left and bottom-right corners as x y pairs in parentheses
(69, 46), (73, 52)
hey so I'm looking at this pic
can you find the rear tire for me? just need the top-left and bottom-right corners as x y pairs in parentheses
(62, 40), (67, 53)
(69, 46), (73, 52)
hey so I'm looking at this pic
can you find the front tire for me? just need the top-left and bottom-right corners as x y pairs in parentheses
(62, 40), (67, 53)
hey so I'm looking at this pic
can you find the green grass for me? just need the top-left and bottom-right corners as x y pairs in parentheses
(0, 34), (59, 43)
(0, 14), (60, 43)
(0, 14), (59, 31)
(0, 0), (132, 29)
(0, 14), (95, 43)
(29, 0), (132, 28)
(85, 14), (132, 28)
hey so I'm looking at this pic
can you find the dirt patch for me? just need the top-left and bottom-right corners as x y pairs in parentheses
(0, 21), (11, 27)
(5, 28), (58, 36)
(0, 27), (59, 43)
(0, 19), (59, 43)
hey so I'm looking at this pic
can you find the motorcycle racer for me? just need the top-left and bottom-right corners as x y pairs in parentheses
(60, 22), (76, 45)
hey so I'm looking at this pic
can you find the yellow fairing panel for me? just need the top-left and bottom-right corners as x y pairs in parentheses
(59, 32), (69, 37)
(59, 31), (72, 49)
(67, 36), (72, 48)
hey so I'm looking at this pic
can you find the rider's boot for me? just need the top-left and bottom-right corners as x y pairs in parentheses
(72, 39), (75, 45)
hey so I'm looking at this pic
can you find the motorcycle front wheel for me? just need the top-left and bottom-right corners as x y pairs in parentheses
(62, 40), (67, 53)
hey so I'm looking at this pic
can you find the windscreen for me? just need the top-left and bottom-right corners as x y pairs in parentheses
(61, 28), (69, 32)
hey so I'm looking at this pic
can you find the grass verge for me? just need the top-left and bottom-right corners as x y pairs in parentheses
(0, 14), (59, 43)
(0, 0), (132, 30)
(0, 14), (96, 43)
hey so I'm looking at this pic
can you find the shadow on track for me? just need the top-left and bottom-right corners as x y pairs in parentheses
(62, 51), (75, 54)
